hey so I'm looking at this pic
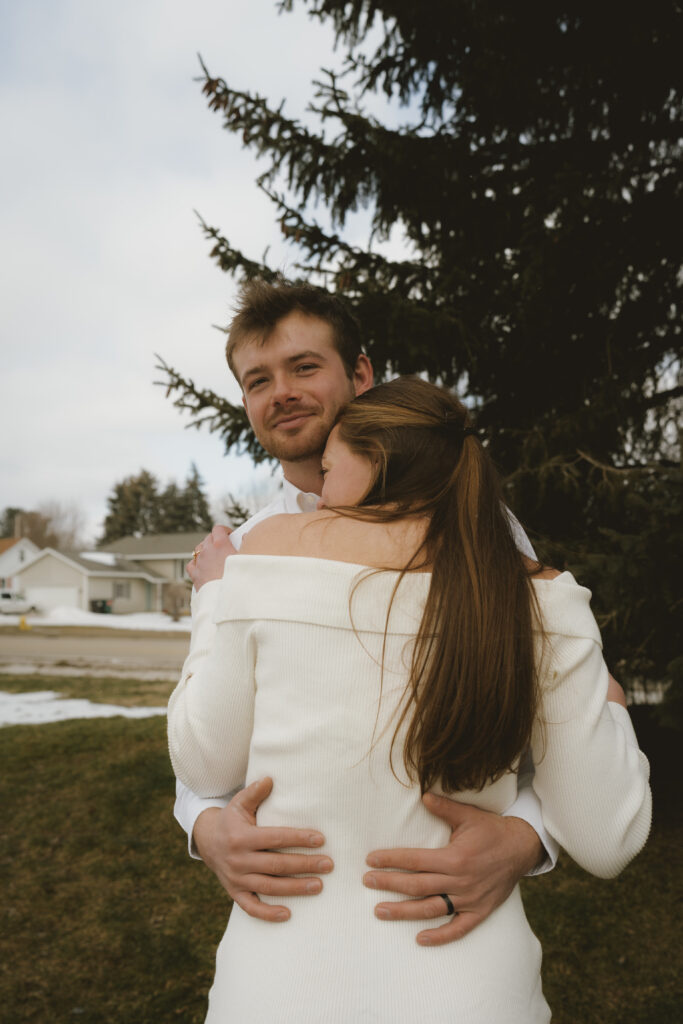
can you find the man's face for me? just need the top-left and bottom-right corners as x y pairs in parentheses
(233, 311), (367, 465)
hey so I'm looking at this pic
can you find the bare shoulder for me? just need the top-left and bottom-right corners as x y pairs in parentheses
(239, 510), (337, 556)
(523, 556), (562, 580)
(241, 510), (426, 568)
(239, 514), (298, 555)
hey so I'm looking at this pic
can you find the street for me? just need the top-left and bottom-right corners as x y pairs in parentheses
(0, 629), (190, 677)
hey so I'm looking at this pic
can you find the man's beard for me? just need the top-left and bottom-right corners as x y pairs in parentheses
(257, 416), (332, 464)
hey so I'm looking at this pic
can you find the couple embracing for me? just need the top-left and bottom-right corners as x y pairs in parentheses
(168, 280), (651, 1023)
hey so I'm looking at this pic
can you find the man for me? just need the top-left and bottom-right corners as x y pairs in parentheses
(177, 278), (558, 947)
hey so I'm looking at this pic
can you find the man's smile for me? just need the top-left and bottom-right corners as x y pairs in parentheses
(272, 412), (316, 430)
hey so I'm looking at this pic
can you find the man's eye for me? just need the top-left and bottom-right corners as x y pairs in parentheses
(247, 377), (267, 390)
(296, 363), (318, 373)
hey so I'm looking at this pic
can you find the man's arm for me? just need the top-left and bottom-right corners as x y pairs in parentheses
(174, 741), (335, 922)
(191, 778), (333, 922)
(362, 791), (546, 946)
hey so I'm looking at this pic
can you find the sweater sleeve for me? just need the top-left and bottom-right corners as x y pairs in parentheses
(167, 582), (257, 798)
(531, 593), (651, 878)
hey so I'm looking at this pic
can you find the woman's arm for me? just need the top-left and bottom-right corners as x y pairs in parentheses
(531, 615), (651, 878)
(167, 578), (256, 798)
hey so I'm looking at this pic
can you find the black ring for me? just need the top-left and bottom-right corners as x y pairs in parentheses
(439, 893), (456, 915)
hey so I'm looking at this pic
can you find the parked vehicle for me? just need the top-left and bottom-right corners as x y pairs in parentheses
(0, 590), (35, 614)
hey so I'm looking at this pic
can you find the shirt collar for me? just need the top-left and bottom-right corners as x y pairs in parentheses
(281, 477), (319, 514)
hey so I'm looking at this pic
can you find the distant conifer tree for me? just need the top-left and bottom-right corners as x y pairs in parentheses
(100, 466), (213, 542)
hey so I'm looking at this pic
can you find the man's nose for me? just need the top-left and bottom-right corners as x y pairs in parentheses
(271, 374), (302, 405)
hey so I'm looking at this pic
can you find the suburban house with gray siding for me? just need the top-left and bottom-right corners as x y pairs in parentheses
(13, 533), (206, 615)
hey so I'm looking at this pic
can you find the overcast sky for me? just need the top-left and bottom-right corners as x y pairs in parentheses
(1, 0), (394, 543)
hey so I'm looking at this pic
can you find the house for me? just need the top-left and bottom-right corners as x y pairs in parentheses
(13, 532), (206, 615)
(98, 532), (206, 584)
(0, 537), (41, 588)
(14, 549), (168, 614)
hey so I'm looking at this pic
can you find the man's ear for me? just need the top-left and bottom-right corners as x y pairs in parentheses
(352, 354), (374, 397)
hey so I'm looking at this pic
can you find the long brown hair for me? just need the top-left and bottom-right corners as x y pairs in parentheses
(333, 376), (540, 794)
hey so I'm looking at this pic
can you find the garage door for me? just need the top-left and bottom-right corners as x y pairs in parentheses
(25, 587), (82, 612)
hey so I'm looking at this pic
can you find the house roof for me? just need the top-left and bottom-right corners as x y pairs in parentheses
(64, 551), (166, 579)
(17, 548), (168, 583)
(99, 532), (207, 558)
(0, 538), (20, 555)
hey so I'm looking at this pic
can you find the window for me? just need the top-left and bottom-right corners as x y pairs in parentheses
(114, 582), (131, 600)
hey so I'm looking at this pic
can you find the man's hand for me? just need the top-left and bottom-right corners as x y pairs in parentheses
(193, 777), (334, 922)
(186, 525), (236, 590)
(363, 794), (543, 946)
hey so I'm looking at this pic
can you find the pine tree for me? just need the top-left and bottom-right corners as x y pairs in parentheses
(159, 1), (682, 707)
(100, 467), (214, 542)
(182, 463), (214, 533)
(100, 470), (161, 543)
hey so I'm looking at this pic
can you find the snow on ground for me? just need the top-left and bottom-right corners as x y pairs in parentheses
(0, 606), (191, 631)
(0, 689), (167, 727)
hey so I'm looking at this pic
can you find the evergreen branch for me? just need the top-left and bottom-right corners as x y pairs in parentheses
(195, 211), (279, 282)
(153, 355), (272, 463)
(199, 64), (336, 195)
(642, 384), (683, 410)
(576, 451), (680, 475)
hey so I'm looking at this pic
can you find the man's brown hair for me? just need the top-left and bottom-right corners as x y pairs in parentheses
(226, 278), (363, 383)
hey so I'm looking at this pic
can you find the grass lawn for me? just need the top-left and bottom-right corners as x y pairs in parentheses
(0, 672), (174, 708)
(0, 677), (680, 1023)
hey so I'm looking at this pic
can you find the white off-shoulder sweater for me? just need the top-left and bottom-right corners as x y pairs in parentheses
(168, 556), (651, 1024)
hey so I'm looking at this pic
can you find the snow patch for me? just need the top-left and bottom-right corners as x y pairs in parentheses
(0, 606), (191, 631)
(0, 689), (167, 726)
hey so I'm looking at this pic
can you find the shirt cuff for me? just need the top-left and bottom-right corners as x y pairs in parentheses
(174, 778), (231, 860)
(502, 787), (559, 876)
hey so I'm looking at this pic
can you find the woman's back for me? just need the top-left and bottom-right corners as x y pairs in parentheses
(169, 534), (649, 1022)
(190, 553), (546, 1024)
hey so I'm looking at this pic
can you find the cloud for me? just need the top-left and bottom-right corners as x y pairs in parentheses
(1, 1), (351, 535)
(1, 0), (412, 546)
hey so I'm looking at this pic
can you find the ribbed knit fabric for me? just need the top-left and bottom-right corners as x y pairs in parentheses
(168, 556), (651, 1024)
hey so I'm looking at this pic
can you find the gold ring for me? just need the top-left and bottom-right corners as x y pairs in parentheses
(193, 547), (201, 564)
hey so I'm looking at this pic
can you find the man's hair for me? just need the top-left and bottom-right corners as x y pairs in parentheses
(226, 278), (363, 383)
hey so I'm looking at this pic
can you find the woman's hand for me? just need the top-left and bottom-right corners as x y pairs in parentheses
(186, 525), (237, 590)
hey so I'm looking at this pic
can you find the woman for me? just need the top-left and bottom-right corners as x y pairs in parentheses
(168, 377), (651, 1023)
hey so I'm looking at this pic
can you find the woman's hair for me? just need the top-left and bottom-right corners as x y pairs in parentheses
(333, 376), (540, 794)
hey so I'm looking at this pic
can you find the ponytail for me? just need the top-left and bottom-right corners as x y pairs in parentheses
(336, 377), (539, 793)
